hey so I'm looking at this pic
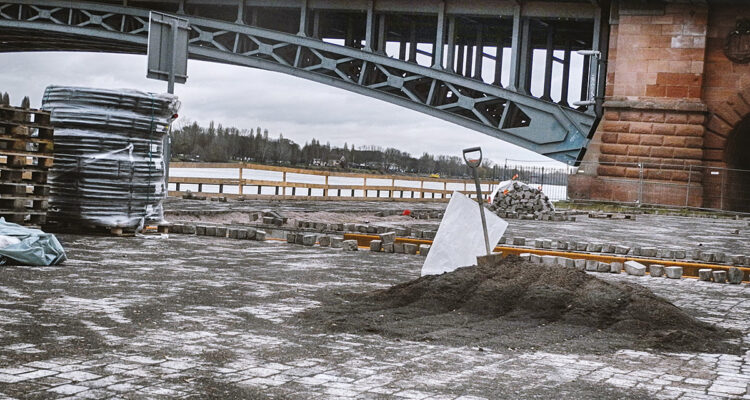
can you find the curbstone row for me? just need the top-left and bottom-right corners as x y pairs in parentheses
(171, 224), (266, 241)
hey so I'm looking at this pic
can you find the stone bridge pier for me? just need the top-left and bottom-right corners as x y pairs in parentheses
(570, 0), (750, 211)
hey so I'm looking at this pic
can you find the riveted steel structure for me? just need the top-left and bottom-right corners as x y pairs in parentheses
(0, 0), (609, 165)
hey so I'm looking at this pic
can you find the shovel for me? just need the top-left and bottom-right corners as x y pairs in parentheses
(463, 147), (491, 256)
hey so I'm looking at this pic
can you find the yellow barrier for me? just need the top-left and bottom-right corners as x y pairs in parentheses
(343, 233), (750, 281)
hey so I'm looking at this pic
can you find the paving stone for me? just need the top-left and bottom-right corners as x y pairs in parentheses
(205, 226), (217, 236)
(610, 262), (623, 274)
(246, 228), (257, 240)
(640, 247), (658, 258)
(576, 242), (589, 251)
(541, 255), (557, 266)
(393, 243), (405, 253)
(574, 259), (586, 271)
(302, 235), (316, 247)
(255, 230), (267, 241)
(318, 236), (331, 247)
(596, 262), (610, 273)
(530, 254), (542, 264)
(673, 250), (686, 259)
(649, 264), (665, 278)
(556, 257), (575, 268)
(379, 232), (396, 244)
(404, 243), (418, 255)
(342, 240), (358, 251)
(601, 244), (615, 253)
(214, 227), (227, 237)
(195, 225), (207, 235)
(419, 245), (430, 257)
(286, 233), (297, 244)
(534, 239), (544, 249)
(587, 243), (603, 253)
(182, 225), (197, 234)
(727, 267), (744, 284)
(624, 261), (646, 276)
(614, 245), (631, 255)
(382, 243), (394, 253)
(48, 384), (88, 395)
(712, 270), (727, 283)
(556, 241), (568, 250)
(665, 266), (683, 279)
(585, 259), (598, 271)
(237, 229), (248, 240)
(512, 237), (525, 246)
(477, 253), (503, 267)
(330, 237), (344, 248)
(369, 240), (382, 252)
(698, 269), (712, 281)
(519, 253), (531, 260)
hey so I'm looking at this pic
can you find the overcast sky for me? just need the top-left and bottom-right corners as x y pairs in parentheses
(0, 51), (573, 167)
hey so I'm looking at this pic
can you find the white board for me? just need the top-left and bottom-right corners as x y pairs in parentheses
(421, 191), (508, 276)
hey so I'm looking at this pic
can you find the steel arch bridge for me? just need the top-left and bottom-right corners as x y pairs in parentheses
(0, 0), (609, 165)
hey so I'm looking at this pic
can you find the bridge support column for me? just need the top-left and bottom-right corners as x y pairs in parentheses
(571, 1), (730, 209)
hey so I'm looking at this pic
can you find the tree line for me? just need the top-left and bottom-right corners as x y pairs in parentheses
(169, 120), (499, 178)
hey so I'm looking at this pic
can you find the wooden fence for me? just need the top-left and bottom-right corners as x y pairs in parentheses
(168, 162), (499, 202)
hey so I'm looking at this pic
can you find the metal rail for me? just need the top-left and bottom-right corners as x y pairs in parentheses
(0, 0), (607, 165)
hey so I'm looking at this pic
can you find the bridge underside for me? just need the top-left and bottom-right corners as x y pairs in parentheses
(0, 0), (609, 165)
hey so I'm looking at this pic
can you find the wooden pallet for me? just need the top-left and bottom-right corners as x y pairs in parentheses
(0, 105), (53, 227)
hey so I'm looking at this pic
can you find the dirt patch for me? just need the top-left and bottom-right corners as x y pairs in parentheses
(303, 256), (741, 354)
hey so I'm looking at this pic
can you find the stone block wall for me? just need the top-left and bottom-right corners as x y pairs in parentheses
(572, 1), (750, 210)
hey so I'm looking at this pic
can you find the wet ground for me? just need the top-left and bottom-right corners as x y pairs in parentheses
(0, 233), (748, 399)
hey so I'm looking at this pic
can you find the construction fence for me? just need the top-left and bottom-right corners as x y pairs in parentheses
(496, 161), (750, 214)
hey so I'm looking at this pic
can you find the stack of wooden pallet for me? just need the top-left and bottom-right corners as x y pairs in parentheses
(0, 105), (54, 227)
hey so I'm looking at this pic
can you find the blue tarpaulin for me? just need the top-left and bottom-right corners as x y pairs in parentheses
(0, 218), (66, 266)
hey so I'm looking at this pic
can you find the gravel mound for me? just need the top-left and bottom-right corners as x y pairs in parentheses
(304, 256), (740, 354)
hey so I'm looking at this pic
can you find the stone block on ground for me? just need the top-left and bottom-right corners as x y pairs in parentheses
(369, 240), (382, 252)
(419, 244), (430, 257)
(246, 228), (257, 240)
(286, 232), (296, 243)
(540, 255), (557, 266)
(519, 253), (531, 260)
(610, 262), (623, 274)
(727, 267), (744, 284)
(382, 243), (394, 253)
(664, 266), (682, 279)
(576, 242), (589, 251)
(542, 239), (552, 249)
(254, 230), (266, 241)
(649, 264), (665, 278)
(614, 245), (630, 255)
(205, 226), (216, 236)
(512, 237), (525, 246)
(698, 268), (712, 281)
(585, 260), (598, 272)
(624, 261), (646, 276)
(601, 244), (615, 253)
(342, 240), (358, 251)
(640, 247), (658, 258)
(556, 241), (568, 250)
(295, 234), (304, 245)
(393, 242), (405, 253)
(228, 228), (240, 239)
(331, 237), (344, 248)
(530, 254), (542, 264)
(404, 243), (418, 255)
(215, 227), (227, 237)
(379, 232), (396, 244)
(302, 235), (316, 246)
(183, 225), (197, 235)
(673, 250), (686, 259)
(712, 270), (727, 283)
(596, 262), (610, 273)
(237, 229), (248, 240)
(574, 259), (586, 271)
(318, 236), (331, 247)
(477, 252), (503, 267)
(534, 239), (544, 248)
(557, 257), (575, 268)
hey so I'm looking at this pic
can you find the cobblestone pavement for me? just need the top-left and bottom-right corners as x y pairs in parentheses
(165, 198), (750, 256)
(0, 234), (748, 399)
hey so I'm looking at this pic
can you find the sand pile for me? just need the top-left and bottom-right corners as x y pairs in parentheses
(304, 256), (740, 354)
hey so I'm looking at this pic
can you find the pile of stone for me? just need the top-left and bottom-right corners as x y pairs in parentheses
(368, 232), (431, 256)
(487, 182), (565, 221)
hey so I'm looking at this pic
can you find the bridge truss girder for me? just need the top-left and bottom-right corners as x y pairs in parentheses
(0, 0), (608, 165)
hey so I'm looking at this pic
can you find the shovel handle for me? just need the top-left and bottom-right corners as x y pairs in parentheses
(462, 147), (482, 168)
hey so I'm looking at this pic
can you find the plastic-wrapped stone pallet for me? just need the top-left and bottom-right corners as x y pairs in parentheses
(42, 86), (180, 228)
(488, 181), (555, 220)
